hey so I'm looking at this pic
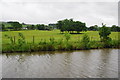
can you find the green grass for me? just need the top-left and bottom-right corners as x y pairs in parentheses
(2, 30), (119, 44)
(1, 30), (120, 53)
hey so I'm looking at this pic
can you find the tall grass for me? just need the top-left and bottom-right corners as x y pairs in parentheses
(2, 32), (120, 53)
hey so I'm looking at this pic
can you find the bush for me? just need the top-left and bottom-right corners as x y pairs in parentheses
(110, 39), (120, 48)
(49, 37), (55, 44)
(4, 34), (14, 44)
(99, 24), (112, 48)
(64, 33), (71, 41)
(99, 24), (111, 42)
(81, 34), (90, 49)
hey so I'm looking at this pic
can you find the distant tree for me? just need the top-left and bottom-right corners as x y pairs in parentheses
(56, 19), (87, 33)
(26, 25), (31, 30)
(8, 21), (22, 31)
(57, 19), (72, 32)
(2, 24), (6, 31)
(82, 25), (88, 31)
(88, 25), (99, 31)
(48, 24), (56, 30)
(111, 25), (120, 32)
(22, 23), (26, 25)
(44, 25), (50, 30)
(27, 25), (36, 30)
(31, 25), (36, 30)
(36, 24), (45, 30)
(74, 21), (86, 33)
(48, 26), (53, 30)
(36, 24), (50, 30)
(56, 21), (63, 30)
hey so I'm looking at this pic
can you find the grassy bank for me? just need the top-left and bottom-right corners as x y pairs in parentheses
(2, 30), (120, 53)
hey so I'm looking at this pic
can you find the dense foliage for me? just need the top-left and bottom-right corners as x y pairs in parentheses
(56, 19), (87, 33)
(111, 25), (120, 32)
(7, 21), (22, 31)
(36, 24), (50, 30)
(1, 24), (6, 31)
(88, 25), (99, 31)
(99, 24), (111, 41)
(0, 20), (119, 32)
(99, 24), (112, 48)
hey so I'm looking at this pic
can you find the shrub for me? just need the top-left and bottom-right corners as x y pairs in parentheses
(18, 33), (26, 46)
(49, 37), (55, 44)
(64, 33), (71, 41)
(57, 39), (63, 45)
(4, 34), (14, 44)
(99, 24), (112, 48)
(110, 39), (120, 48)
(81, 34), (90, 49)
(99, 24), (111, 41)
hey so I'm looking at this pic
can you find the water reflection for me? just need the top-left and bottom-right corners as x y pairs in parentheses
(96, 49), (111, 77)
(2, 49), (118, 78)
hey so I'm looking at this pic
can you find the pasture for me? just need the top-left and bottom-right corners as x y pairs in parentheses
(2, 30), (119, 44)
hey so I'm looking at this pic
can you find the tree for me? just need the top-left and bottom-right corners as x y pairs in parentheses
(111, 25), (120, 32)
(99, 24), (111, 41)
(48, 24), (56, 30)
(2, 24), (6, 31)
(36, 24), (45, 30)
(99, 24), (111, 47)
(74, 21), (86, 33)
(88, 25), (99, 31)
(29, 25), (36, 30)
(56, 20), (66, 32)
(36, 24), (50, 30)
(8, 21), (22, 31)
(56, 19), (87, 33)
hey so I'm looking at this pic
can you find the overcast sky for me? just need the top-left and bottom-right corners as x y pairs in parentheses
(0, 0), (119, 27)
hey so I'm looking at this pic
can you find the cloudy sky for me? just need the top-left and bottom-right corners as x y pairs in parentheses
(0, 0), (119, 27)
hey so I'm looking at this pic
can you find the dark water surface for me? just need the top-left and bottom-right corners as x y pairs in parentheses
(1, 49), (118, 78)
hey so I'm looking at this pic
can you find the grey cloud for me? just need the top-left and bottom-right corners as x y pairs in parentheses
(1, 0), (119, 2)
(1, 2), (118, 26)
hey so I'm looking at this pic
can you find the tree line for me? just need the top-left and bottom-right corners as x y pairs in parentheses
(88, 24), (120, 32)
(0, 19), (120, 32)
(1, 21), (54, 31)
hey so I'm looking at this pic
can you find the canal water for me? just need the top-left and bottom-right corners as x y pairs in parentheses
(1, 49), (118, 78)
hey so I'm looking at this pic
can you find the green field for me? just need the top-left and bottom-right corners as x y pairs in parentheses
(2, 30), (119, 44)
(1, 30), (120, 53)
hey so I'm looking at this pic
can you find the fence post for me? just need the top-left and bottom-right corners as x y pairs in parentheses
(33, 36), (34, 44)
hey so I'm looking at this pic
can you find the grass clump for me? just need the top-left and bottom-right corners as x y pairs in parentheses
(81, 34), (90, 49)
